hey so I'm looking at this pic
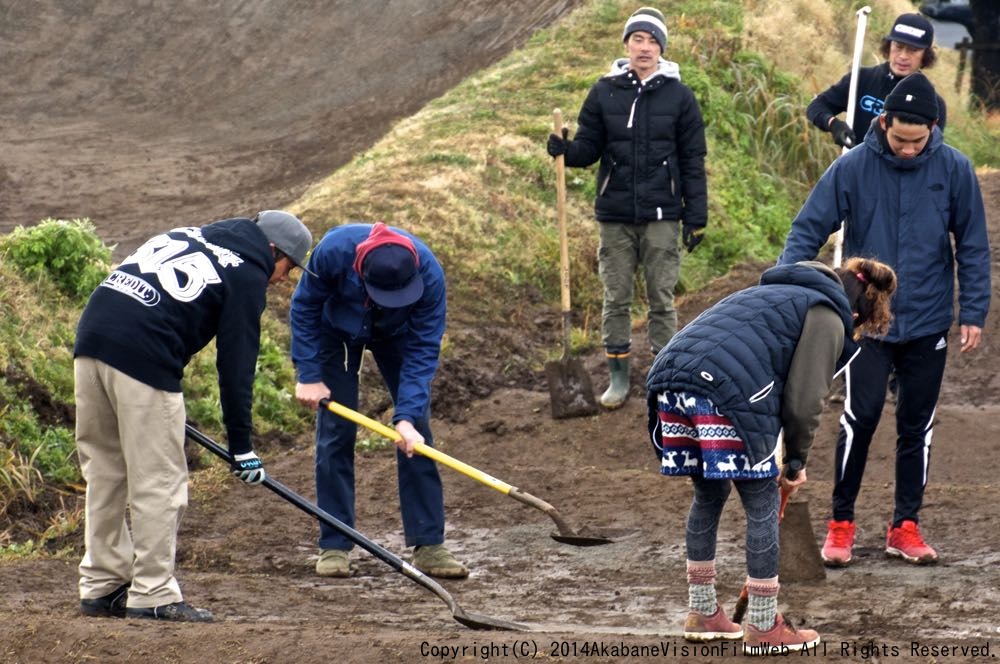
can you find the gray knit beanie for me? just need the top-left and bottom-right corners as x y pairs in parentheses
(622, 7), (667, 53)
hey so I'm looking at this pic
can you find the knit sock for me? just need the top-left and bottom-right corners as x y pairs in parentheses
(686, 560), (717, 615)
(746, 576), (779, 630)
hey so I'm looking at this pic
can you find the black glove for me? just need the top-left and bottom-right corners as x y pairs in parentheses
(231, 451), (265, 485)
(546, 127), (569, 157)
(829, 118), (857, 149)
(682, 224), (705, 253)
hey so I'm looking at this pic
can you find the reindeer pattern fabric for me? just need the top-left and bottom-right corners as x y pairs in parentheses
(652, 391), (778, 480)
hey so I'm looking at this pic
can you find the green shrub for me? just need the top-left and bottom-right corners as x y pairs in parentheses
(0, 219), (112, 300)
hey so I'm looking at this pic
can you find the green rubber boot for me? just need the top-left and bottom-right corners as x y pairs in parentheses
(600, 356), (630, 409)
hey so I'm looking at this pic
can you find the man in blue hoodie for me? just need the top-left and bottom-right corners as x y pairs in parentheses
(75, 210), (314, 622)
(779, 72), (991, 567)
(546, 6), (708, 410)
(290, 222), (467, 580)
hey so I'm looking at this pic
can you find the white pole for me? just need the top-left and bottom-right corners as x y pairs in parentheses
(833, 5), (872, 268)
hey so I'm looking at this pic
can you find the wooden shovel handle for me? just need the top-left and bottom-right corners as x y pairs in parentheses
(553, 109), (571, 316)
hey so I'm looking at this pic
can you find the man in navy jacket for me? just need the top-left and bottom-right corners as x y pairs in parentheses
(291, 222), (467, 579)
(75, 210), (314, 622)
(779, 73), (990, 567)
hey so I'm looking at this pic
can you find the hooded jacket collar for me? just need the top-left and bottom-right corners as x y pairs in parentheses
(864, 119), (943, 171)
(604, 57), (681, 84)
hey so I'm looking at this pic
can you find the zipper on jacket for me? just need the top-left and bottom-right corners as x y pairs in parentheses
(599, 160), (616, 196)
(664, 159), (675, 197)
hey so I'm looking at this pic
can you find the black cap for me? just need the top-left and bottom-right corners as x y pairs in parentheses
(885, 13), (934, 50)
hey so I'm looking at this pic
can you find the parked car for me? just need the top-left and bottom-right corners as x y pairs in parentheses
(919, 1), (974, 32)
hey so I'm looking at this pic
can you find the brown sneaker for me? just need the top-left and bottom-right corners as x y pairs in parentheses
(743, 613), (819, 655)
(412, 544), (469, 579)
(683, 604), (744, 642)
(316, 548), (352, 577)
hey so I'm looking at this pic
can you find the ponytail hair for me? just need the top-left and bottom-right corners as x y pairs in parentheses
(835, 257), (897, 339)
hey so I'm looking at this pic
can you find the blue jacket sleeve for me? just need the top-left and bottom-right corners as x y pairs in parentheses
(289, 244), (341, 384)
(950, 157), (991, 328)
(392, 261), (447, 424)
(778, 161), (848, 265)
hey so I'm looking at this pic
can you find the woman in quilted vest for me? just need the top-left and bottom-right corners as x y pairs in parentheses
(645, 258), (895, 654)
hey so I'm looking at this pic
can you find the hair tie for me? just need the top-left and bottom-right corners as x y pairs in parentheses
(855, 271), (866, 283)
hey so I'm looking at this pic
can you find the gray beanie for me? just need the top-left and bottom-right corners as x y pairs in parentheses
(622, 6), (667, 53)
(255, 210), (317, 276)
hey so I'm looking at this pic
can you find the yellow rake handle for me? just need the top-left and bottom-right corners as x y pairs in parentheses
(321, 399), (515, 495)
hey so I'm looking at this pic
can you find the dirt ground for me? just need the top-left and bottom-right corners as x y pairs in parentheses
(3, 3), (1000, 664)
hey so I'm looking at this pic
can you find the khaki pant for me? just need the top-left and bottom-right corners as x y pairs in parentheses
(75, 357), (187, 608)
(598, 221), (680, 354)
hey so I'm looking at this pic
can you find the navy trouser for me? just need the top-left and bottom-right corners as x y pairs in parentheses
(832, 331), (949, 526)
(315, 339), (445, 550)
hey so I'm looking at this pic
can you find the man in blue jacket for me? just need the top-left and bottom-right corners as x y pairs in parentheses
(779, 72), (991, 567)
(547, 6), (707, 410)
(75, 210), (314, 622)
(291, 222), (467, 579)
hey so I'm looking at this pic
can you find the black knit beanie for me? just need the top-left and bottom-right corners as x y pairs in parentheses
(622, 6), (667, 53)
(884, 72), (939, 123)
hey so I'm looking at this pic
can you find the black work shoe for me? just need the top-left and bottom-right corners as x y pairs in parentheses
(126, 601), (213, 622)
(80, 584), (129, 618)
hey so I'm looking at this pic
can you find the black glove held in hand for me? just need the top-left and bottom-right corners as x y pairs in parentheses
(829, 118), (857, 148)
(231, 451), (265, 485)
(546, 127), (569, 157)
(682, 224), (705, 253)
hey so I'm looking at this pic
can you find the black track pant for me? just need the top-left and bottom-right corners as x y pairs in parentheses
(832, 331), (949, 526)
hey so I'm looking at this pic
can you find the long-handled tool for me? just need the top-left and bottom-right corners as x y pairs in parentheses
(321, 398), (623, 546)
(832, 5), (872, 268)
(544, 108), (599, 419)
(185, 423), (526, 631)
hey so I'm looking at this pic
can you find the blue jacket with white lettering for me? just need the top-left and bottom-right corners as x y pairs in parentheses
(75, 218), (274, 454)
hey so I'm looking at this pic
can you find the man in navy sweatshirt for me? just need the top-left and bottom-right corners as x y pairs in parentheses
(75, 210), (313, 622)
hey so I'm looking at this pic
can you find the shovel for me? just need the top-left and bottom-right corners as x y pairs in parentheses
(322, 398), (622, 546)
(544, 108), (599, 420)
(732, 460), (825, 624)
(185, 424), (526, 631)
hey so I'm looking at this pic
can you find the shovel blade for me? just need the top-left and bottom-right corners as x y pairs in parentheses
(544, 357), (599, 419)
(779, 500), (827, 582)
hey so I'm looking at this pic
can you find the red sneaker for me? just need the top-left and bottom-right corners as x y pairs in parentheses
(821, 520), (855, 567)
(683, 604), (743, 642)
(743, 613), (820, 655)
(886, 520), (938, 564)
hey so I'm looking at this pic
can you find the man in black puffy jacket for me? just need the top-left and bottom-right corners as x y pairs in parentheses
(74, 210), (313, 622)
(547, 6), (707, 410)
